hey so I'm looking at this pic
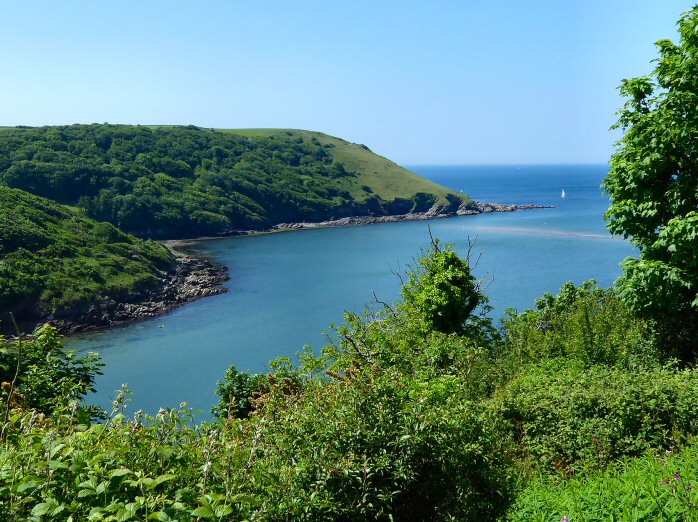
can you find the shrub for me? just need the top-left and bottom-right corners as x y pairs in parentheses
(498, 280), (660, 370)
(0, 324), (102, 420)
(496, 360), (698, 474)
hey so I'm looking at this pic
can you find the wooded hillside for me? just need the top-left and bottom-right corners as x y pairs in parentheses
(0, 125), (465, 238)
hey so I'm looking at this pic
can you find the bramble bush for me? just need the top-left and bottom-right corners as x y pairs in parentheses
(493, 281), (697, 477)
(496, 360), (698, 475)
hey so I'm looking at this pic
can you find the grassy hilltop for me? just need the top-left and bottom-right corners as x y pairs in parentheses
(220, 128), (459, 205)
(0, 124), (468, 239)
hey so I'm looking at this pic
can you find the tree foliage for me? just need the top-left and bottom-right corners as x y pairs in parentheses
(604, 7), (698, 356)
(400, 239), (493, 337)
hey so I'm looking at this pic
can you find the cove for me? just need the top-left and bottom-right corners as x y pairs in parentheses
(68, 165), (636, 417)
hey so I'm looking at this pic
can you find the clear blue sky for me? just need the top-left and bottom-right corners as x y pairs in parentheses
(1, 1), (695, 164)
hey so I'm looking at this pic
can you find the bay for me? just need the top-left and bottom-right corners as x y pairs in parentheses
(68, 164), (636, 417)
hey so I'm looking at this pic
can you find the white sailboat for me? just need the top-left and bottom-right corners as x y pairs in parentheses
(561, 189), (566, 198)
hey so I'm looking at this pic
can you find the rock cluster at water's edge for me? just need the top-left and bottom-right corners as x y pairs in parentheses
(10, 256), (230, 336)
(269, 202), (553, 231)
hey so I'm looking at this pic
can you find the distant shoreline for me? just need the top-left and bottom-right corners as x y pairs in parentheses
(164, 201), (554, 249)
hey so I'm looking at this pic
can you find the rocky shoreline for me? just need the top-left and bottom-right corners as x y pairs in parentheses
(6, 254), (230, 337)
(269, 202), (553, 232)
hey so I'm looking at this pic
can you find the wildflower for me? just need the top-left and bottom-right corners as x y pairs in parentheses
(666, 449), (672, 456)
(203, 461), (211, 474)
(561, 517), (569, 522)
(674, 472), (682, 481)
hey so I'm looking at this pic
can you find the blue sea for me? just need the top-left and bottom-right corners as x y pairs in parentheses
(68, 165), (636, 417)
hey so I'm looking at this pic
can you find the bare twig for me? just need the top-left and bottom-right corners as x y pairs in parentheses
(428, 224), (440, 252)
(479, 270), (495, 292)
(342, 333), (375, 364)
(372, 291), (397, 319)
(466, 235), (483, 268)
(390, 263), (405, 286)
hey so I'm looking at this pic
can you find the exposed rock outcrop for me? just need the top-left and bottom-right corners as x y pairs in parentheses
(267, 202), (553, 232)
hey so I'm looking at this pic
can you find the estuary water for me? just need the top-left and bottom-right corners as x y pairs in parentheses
(68, 165), (636, 417)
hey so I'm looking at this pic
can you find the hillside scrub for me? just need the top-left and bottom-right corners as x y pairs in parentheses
(497, 280), (661, 372)
(0, 186), (176, 327)
(0, 244), (514, 521)
(497, 361), (698, 475)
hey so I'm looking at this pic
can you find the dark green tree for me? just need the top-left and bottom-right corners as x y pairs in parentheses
(604, 7), (698, 357)
(401, 238), (492, 337)
(212, 365), (268, 419)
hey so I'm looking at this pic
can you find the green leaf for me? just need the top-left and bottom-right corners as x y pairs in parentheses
(153, 473), (177, 486)
(16, 481), (40, 493)
(230, 493), (260, 506)
(110, 468), (134, 478)
(215, 505), (233, 517)
(31, 502), (53, 516)
(190, 506), (215, 518)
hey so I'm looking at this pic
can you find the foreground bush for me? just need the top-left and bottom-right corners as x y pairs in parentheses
(0, 243), (515, 521)
(0, 361), (513, 520)
(497, 361), (698, 475)
(0, 325), (101, 420)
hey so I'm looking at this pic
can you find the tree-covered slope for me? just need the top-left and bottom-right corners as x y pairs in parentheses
(0, 124), (467, 238)
(0, 185), (176, 325)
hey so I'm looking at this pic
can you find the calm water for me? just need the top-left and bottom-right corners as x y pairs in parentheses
(68, 165), (635, 416)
